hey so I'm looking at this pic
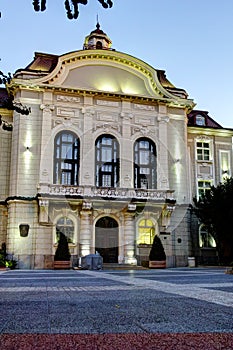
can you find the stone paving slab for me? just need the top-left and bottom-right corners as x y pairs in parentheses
(0, 268), (233, 348)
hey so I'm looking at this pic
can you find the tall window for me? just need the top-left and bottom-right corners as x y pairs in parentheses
(95, 134), (119, 187)
(137, 219), (155, 245)
(134, 138), (157, 189)
(198, 180), (211, 198)
(196, 141), (210, 161)
(199, 225), (216, 248)
(56, 217), (74, 243)
(54, 131), (79, 185)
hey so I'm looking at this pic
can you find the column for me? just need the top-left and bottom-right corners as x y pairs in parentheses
(157, 104), (170, 190)
(123, 211), (137, 265)
(79, 208), (92, 256)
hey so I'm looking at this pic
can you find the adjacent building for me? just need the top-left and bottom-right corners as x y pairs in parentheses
(0, 24), (232, 268)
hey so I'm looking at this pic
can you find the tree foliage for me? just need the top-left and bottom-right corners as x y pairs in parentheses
(149, 235), (166, 261)
(0, 72), (31, 131)
(32, 0), (113, 20)
(193, 177), (233, 264)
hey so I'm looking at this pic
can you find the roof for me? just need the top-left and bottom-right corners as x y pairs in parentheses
(188, 110), (223, 129)
(14, 52), (58, 76)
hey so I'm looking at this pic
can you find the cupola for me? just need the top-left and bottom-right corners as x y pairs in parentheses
(83, 21), (113, 50)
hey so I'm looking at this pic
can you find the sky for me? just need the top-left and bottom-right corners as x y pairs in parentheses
(1, 0), (233, 128)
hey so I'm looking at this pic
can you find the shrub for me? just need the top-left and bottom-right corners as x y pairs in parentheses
(54, 232), (71, 261)
(149, 235), (166, 261)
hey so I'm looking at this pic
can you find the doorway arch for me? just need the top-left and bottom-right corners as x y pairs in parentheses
(95, 216), (119, 263)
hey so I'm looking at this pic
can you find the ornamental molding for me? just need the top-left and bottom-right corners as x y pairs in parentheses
(94, 122), (121, 135)
(96, 111), (119, 122)
(56, 107), (76, 118)
(157, 115), (170, 123)
(96, 100), (119, 107)
(134, 103), (155, 111)
(56, 95), (81, 103)
(40, 104), (55, 112)
(131, 125), (154, 136)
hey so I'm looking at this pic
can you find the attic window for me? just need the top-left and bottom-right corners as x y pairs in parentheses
(195, 114), (206, 126)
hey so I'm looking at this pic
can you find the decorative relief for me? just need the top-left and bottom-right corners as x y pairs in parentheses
(134, 104), (155, 111)
(196, 136), (211, 141)
(120, 112), (133, 119)
(56, 95), (81, 103)
(56, 107), (76, 118)
(96, 112), (118, 122)
(135, 115), (155, 125)
(131, 125), (154, 136)
(94, 123), (121, 134)
(40, 104), (55, 112)
(81, 107), (95, 118)
(157, 115), (170, 123)
(96, 100), (119, 107)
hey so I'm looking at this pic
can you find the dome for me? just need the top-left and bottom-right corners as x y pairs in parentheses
(83, 22), (113, 50)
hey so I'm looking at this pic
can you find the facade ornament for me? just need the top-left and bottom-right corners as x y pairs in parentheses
(40, 104), (55, 112)
(134, 104), (155, 111)
(157, 115), (169, 123)
(56, 95), (81, 103)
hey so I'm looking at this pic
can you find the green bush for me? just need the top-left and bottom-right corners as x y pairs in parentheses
(149, 235), (166, 261)
(54, 232), (71, 261)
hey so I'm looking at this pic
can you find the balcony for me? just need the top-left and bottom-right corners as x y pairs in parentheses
(38, 183), (175, 201)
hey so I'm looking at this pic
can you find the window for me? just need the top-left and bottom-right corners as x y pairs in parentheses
(196, 141), (210, 161)
(134, 138), (157, 189)
(220, 150), (231, 181)
(198, 180), (211, 198)
(56, 217), (74, 244)
(95, 134), (119, 187)
(137, 219), (155, 245)
(54, 132), (79, 185)
(195, 114), (206, 126)
(199, 225), (216, 248)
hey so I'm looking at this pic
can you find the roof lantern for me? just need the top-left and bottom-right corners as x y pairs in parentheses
(83, 21), (113, 50)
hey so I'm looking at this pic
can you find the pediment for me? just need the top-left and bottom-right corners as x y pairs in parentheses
(32, 50), (174, 99)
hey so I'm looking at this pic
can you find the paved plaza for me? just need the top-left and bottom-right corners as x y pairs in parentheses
(0, 267), (233, 349)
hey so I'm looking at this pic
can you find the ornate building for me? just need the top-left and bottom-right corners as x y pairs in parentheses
(0, 24), (232, 268)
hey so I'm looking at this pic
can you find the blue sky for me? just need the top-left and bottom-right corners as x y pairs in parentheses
(1, 0), (233, 127)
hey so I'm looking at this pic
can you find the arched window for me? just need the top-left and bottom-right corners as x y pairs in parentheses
(54, 131), (79, 185)
(199, 225), (216, 248)
(95, 134), (119, 187)
(96, 41), (103, 49)
(137, 219), (156, 245)
(56, 217), (74, 244)
(134, 138), (157, 189)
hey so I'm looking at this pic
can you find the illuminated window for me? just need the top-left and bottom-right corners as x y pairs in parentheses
(134, 138), (157, 189)
(198, 180), (211, 198)
(220, 150), (231, 181)
(95, 134), (119, 187)
(54, 131), (79, 185)
(56, 217), (74, 244)
(196, 141), (210, 161)
(137, 219), (155, 245)
(199, 225), (216, 248)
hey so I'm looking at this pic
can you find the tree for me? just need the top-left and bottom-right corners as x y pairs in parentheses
(149, 235), (166, 261)
(32, 0), (113, 20)
(0, 72), (31, 131)
(54, 231), (71, 261)
(193, 177), (233, 265)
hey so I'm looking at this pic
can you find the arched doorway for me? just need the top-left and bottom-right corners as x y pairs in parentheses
(95, 217), (118, 263)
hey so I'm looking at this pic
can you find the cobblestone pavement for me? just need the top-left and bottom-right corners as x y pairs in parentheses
(0, 267), (233, 349)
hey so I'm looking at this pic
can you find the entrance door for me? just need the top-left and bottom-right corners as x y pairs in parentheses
(95, 217), (118, 263)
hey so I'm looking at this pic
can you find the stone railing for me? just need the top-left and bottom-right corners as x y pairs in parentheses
(38, 183), (175, 201)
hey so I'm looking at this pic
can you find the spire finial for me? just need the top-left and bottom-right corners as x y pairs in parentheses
(96, 14), (100, 30)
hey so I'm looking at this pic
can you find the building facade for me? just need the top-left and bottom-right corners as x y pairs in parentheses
(0, 24), (232, 268)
